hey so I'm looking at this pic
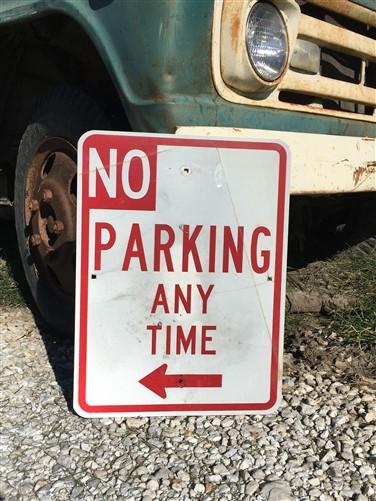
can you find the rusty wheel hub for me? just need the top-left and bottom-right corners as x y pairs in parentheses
(25, 138), (77, 296)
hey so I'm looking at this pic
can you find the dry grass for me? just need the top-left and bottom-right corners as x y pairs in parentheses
(286, 238), (376, 346)
(0, 222), (26, 306)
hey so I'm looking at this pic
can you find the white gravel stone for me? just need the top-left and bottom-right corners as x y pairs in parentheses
(176, 470), (190, 483)
(359, 465), (373, 476)
(193, 483), (205, 494)
(261, 480), (294, 501)
(245, 481), (259, 495)
(363, 411), (375, 423)
(309, 478), (321, 486)
(126, 417), (148, 429)
(221, 418), (234, 428)
(146, 479), (159, 491)
(206, 474), (220, 483)
(213, 463), (228, 475)
(239, 459), (251, 470)
(309, 488), (322, 497)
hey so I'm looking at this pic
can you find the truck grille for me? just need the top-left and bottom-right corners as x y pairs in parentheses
(279, 0), (376, 118)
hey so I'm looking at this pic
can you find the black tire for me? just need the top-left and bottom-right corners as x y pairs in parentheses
(15, 87), (110, 334)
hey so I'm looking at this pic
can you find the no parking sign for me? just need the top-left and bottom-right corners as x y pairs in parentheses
(74, 131), (289, 417)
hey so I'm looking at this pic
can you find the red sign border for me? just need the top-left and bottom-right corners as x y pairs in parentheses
(76, 132), (288, 415)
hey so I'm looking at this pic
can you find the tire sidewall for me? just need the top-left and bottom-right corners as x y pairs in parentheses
(14, 87), (110, 334)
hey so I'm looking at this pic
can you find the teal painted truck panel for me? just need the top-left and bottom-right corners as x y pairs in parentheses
(0, 0), (375, 138)
(351, 0), (375, 10)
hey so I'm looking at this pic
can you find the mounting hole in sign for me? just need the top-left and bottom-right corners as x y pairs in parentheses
(180, 166), (191, 176)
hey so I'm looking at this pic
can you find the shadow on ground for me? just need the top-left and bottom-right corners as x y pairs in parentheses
(1, 220), (74, 412)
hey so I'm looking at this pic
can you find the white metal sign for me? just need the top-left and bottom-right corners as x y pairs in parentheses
(74, 131), (290, 417)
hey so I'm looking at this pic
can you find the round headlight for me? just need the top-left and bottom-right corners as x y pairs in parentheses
(246, 2), (288, 82)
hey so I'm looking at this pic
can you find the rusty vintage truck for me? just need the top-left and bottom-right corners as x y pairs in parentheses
(0, 0), (375, 332)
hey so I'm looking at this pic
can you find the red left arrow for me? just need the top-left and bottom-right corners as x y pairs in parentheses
(139, 364), (223, 399)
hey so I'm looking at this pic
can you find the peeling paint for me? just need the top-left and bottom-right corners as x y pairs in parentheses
(353, 162), (376, 186)
(230, 13), (240, 51)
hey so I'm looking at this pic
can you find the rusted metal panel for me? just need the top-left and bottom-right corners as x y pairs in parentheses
(306, 0), (376, 27)
(176, 126), (376, 194)
(299, 14), (376, 62)
(280, 72), (376, 107)
(214, 0), (376, 123)
(0, 0), (374, 138)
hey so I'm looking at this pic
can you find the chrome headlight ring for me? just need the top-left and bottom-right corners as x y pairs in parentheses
(245, 2), (289, 82)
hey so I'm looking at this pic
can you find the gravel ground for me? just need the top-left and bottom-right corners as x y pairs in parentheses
(1, 306), (375, 501)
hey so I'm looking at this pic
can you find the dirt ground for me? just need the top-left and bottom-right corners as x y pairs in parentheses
(285, 238), (376, 384)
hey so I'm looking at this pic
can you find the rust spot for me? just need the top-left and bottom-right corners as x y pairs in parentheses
(335, 158), (349, 165)
(152, 95), (166, 102)
(230, 16), (240, 49)
(353, 161), (376, 186)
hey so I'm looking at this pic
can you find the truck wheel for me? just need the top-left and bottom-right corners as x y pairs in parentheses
(14, 87), (110, 334)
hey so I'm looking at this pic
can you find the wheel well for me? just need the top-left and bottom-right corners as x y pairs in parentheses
(0, 13), (129, 201)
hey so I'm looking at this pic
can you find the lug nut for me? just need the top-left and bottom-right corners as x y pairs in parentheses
(52, 220), (64, 234)
(30, 234), (42, 246)
(41, 189), (53, 202)
(29, 199), (39, 212)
